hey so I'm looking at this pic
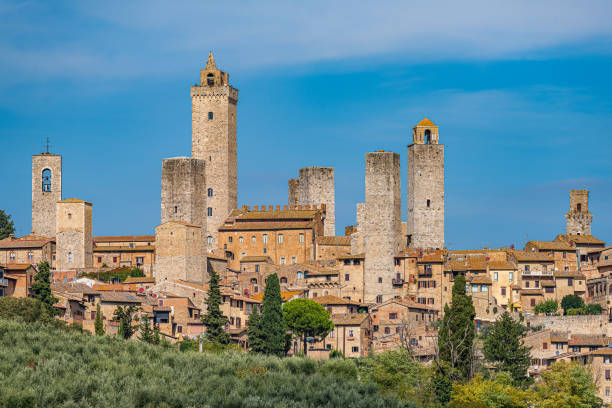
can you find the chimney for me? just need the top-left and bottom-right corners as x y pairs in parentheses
(283, 205), (288, 210)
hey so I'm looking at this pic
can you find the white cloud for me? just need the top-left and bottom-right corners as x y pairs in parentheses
(1, 0), (611, 80)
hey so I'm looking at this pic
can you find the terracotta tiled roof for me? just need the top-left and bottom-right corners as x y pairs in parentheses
(123, 277), (155, 284)
(0, 263), (34, 271)
(219, 221), (314, 231)
(416, 117), (437, 127)
(525, 241), (576, 251)
(51, 282), (99, 295)
(316, 236), (351, 246)
(589, 347), (612, 355)
(555, 234), (605, 245)
(93, 283), (139, 292)
(511, 250), (554, 262)
(418, 252), (445, 263)
(175, 280), (210, 291)
(551, 331), (569, 342)
(0, 234), (54, 249)
(100, 292), (142, 304)
(58, 198), (91, 204)
(554, 271), (585, 279)
(488, 260), (516, 270)
(312, 295), (361, 306)
(569, 334), (609, 346)
(332, 313), (369, 326)
(469, 276), (492, 285)
(251, 290), (303, 303)
(240, 256), (273, 263)
(93, 246), (154, 252)
(94, 235), (155, 243)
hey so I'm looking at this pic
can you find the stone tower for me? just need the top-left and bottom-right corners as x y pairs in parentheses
(565, 189), (593, 235)
(363, 151), (402, 304)
(161, 157), (207, 243)
(288, 167), (335, 236)
(32, 153), (62, 237)
(154, 221), (206, 284)
(191, 53), (238, 250)
(55, 198), (92, 270)
(406, 118), (445, 249)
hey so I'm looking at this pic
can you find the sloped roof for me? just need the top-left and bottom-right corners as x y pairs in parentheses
(332, 313), (369, 326)
(229, 208), (320, 220)
(525, 241), (576, 251)
(416, 117), (437, 127)
(51, 282), (99, 295)
(123, 277), (155, 284)
(569, 334), (608, 346)
(316, 236), (351, 246)
(94, 235), (155, 243)
(0, 234), (54, 249)
(100, 292), (142, 304)
(469, 275), (492, 285)
(554, 234), (605, 245)
(512, 250), (554, 262)
(0, 263), (34, 271)
(312, 295), (361, 306)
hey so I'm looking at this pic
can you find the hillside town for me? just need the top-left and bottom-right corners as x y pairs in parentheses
(1, 54), (611, 403)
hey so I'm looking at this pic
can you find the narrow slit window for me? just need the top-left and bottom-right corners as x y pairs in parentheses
(208, 112), (213, 120)
(426, 199), (431, 208)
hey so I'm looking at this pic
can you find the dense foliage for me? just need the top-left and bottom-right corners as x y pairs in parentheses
(0, 319), (408, 408)
(0, 209), (15, 240)
(201, 267), (230, 344)
(533, 300), (558, 315)
(483, 312), (532, 387)
(283, 298), (334, 355)
(536, 361), (603, 408)
(81, 267), (144, 283)
(561, 294), (584, 314)
(450, 372), (536, 407)
(94, 303), (104, 336)
(259, 273), (287, 356)
(246, 307), (265, 352)
(32, 261), (57, 312)
(113, 305), (139, 340)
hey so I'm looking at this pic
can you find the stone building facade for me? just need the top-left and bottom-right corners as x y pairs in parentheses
(161, 157), (207, 244)
(406, 118), (444, 249)
(288, 167), (335, 236)
(363, 151), (402, 304)
(55, 198), (93, 271)
(565, 189), (593, 236)
(191, 53), (238, 250)
(32, 153), (62, 238)
(154, 221), (206, 284)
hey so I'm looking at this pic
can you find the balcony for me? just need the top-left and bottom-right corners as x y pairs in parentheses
(392, 278), (404, 286)
(521, 270), (553, 277)
(0, 278), (8, 287)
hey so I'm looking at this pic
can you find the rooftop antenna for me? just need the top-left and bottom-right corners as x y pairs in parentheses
(45, 137), (50, 154)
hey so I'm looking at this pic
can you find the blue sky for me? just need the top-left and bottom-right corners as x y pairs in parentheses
(1, 1), (611, 249)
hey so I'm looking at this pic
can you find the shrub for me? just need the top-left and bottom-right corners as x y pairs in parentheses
(534, 300), (558, 315)
(81, 267), (144, 283)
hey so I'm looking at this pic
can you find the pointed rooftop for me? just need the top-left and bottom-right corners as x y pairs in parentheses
(205, 52), (216, 70)
(416, 117), (438, 127)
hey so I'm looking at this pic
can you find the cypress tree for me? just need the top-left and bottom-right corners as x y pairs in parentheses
(247, 306), (265, 353)
(139, 314), (154, 344)
(483, 311), (532, 387)
(259, 274), (286, 357)
(201, 268), (229, 344)
(438, 274), (475, 382)
(32, 261), (57, 313)
(94, 303), (104, 336)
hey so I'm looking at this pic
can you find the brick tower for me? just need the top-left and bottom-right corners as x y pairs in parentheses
(565, 189), (593, 235)
(32, 152), (62, 238)
(191, 53), (238, 250)
(406, 118), (445, 249)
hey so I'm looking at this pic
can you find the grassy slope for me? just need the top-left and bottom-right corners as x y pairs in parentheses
(0, 319), (408, 408)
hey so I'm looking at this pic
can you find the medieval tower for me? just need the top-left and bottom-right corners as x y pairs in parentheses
(191, 53), (238, 250)
(363, 151), (402, 304)
(55, 198), (93, 270)
(406, 118), (445, 249)
(32, 153), (62, 238)
(565, 189), (593, 235)
(288, 167), (336, 236)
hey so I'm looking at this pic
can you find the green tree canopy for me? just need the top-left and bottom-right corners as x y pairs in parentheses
(561, 294), (584, 314)
(259, 273), (286, 357)
(533, 300), (558, 315)
(450, 372), (536, 408)
(536, 361), (602, 408)
(94, 303), (104, 336)
(483, 312), (532, 387)
(246, 306), (265, 353)
(0, 210), (15, 240)
(114, 305), (139, 340)
(32, 262), (57, 312)
(139, 314), (154, 343)
(283, 298), (333, 356)
(201, 268), (229, 344)
(583, 303), (603, 315)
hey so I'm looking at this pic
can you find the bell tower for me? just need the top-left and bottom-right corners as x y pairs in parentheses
(406, 117), (445, 249)
(32, 148), (62, 238)
(191, 53), (238, 250)
(565, 189), (593, 235)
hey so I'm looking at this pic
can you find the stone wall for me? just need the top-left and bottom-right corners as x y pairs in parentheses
(288, 167), (335, 236)
(32, 154), (62, 238)
(526, 314), (611, 336)
(566, 189), (593, 235)
(154, 221), (206, 284)
(161, 157), (207, 244)
(350, 203), (366, 255)
(55, 199), (92, 270)
(191, 56), (238, 251)
(363, 151), (402, 303)
(407, 124), (444, 249)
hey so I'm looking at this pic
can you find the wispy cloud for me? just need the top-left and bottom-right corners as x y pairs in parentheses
(1, 0), (612, 81)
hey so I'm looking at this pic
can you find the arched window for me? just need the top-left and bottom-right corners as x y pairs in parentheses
(207, 236), (212, 245)
(424, 129), (431, 144)
(208, 111), (213, 120)
(208, 188), (213, 197)
(280, 277), (287, 284)
(42, 169), (52, 192)
(577, 203), (582, 212)
(207, 73), (214, 86)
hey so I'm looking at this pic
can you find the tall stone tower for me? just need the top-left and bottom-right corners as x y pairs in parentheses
(191, 53), (238, 250)
(363, 151), (402, 304)
(288, 167), (335, 236)
(406, 118), (445, 249)
(154, 221), (206, 284)
(55, 198), (92, 271)
(161, 157), (207, 243)
(32, 153), (62, 237)
(565, 189), (593, 235)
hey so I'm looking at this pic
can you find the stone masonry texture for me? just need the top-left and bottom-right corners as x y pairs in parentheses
(154, 221), (206, 284)
(32, 154), (62, 238)
(191, 54), (238, 251)
(55, 199), (92, 271)
(288, 167), (336, 236)
(566, 189), (593, 235)
(161, 157), (207, 244)
(407, 122), (445, 249)
(364, 151), (402, 303)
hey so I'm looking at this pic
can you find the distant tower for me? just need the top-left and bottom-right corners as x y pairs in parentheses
(288, 167), (336, 236)
(565, 189), (593, 235)
(191, 53), (238, 250)
(55, 198), (92, 270)
(32, 150), (62, 237)
(161, 157), (207, 243)
(406, 118), (445, 249)
(363, 151), (402, 303)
